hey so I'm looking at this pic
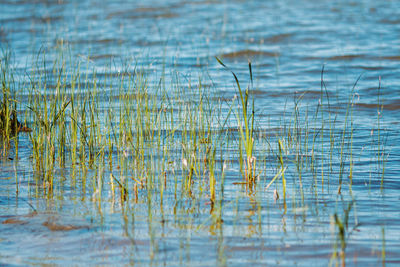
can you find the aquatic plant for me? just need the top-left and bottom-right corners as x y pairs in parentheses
(0, 53), (31, 157)
(216, 57), (257, 192)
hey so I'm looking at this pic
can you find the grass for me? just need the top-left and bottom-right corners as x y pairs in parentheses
(0, 53), (20, 156)
(0, 49), (391, 265)
(216, 57), (257, 192)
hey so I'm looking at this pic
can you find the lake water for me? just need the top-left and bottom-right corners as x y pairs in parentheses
(0, 0), (399, 266)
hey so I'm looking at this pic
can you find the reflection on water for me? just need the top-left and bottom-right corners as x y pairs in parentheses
(1, 0), (400, 265)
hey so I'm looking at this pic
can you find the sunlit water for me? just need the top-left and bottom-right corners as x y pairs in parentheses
(0, 0), (399, 266)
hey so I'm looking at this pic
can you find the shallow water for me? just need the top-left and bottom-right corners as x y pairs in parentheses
(1, 0), (400, 266)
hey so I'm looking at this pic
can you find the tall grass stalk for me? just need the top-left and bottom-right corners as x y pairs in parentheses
(338, 75), (361, 192)
(216, 58), (256, 192)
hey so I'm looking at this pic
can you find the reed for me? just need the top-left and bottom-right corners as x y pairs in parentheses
(0, 53), (27, 156)
(216, 57), (256, 192)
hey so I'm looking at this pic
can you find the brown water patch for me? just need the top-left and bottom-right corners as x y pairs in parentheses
(107, 8), (178, 20)
(0, 15), (62, 24)
(219, 49), (278, 60)
(327, 54), (365, 61)
(380, 19), (400, 25)
(305, 54), (365, 61)
(2, 218), (28, 225)
(356, 100), (400, 111)
(265, 33), (293, 44)
(249, 89), (268, 96)
(88, 54), (116, 60)
(42, 221), (89, 231)
(381, 56), (400, 61)
(331, 7), (341, 12)
(0, 16), (30, 23)
(135, 7), (163, 12)
(135, 39), (165, 47)
(67, 38), (123, 45)
(127, 13), (178, 20)
(359, 66), (383, 71)
(153, 12), (177, 19)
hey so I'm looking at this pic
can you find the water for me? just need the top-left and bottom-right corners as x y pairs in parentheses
(1, 0), (400, 265)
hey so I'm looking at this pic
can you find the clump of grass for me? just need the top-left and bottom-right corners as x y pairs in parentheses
(0, 52), (31, 157)
(3, 50), (387, 203)
(216, 57), (257, 192)
(27, 57), (70, 193)
(0, 86), (17, 152)
(0, 48), (392, 266)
